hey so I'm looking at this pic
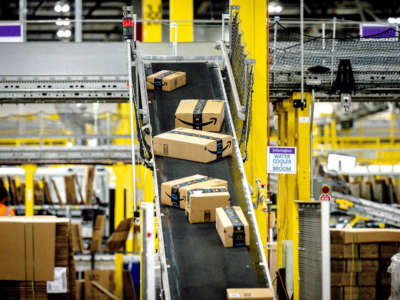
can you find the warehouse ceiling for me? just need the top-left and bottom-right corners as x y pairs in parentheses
(0, 0), (398, 41)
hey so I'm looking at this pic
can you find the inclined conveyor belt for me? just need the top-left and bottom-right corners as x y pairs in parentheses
(146, 62), (266, 300)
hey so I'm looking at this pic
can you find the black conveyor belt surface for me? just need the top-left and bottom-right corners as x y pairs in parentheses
(148, 62), (260, 300)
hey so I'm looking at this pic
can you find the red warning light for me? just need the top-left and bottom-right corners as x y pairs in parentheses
(321, 185), (330, 194)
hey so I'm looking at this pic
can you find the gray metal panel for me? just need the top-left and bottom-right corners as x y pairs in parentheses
(0, 42), (127, 76)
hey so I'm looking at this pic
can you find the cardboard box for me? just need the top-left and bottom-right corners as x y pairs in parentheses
(90, 215), (106, 252)
(216, 206), (250, 248)
(84, 270), (115, 300)
(330, 228), (400, 244)
(345, 259), (379, 272)
(0, 217), (56, 281)
(175, 99), (225, 132)
(185, 187), (230, 223)
(154, 127), (233, 163)
(331, 244), (358, 259)
(331, 272), (357, 286)
(106, 218), (133, 251)
(146, 70), (186, 92)
(331, 287), (343, 300)
(358, 272), (377, 286)
(72, 223), (84, 253)
(360, 243), (379, 258)
(331, 259), (346, 272)
(0, 281), (48, 300)
(343, 287), (375, 300)
(226, 288), (273, 300)
(161, 174), (228, 209)
(380, 242), (400, 259)
(76, 280), (85, 300)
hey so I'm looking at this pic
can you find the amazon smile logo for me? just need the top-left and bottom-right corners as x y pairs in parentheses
(176, 117), (218, 127)
(206, 141), (232, 155)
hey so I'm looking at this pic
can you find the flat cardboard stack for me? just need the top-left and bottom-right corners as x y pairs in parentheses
(84, 270), (115, 300)
(153, 127), (233, 163)
(216, 206), (250, 248)
(185, 187), (230, 223)
(347, 177), (399, 204)
(106, 218), (133, 251)
(90, 214), (106, 252)
(146, 70), (186, 92)
(331, 229), (400, 300)
(0, 217), (75, 300)
(175, 99), (225, 132)
(161, 174), (228, 209)
(71, 223), (84, 253)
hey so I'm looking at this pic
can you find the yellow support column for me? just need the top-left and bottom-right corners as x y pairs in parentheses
(231, 0), (268, 259)
(23, 164), (37, 216)
(142, 0), (162, 42)
(169, 0), (193, 42)
(113, 163), (125, 299)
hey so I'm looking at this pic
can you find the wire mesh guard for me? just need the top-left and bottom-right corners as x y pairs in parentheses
(269, 21), (400, 93)
(229, 7), (255, 161)
(298, 202), (322, 300)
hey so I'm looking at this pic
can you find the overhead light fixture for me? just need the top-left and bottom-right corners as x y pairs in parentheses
(56, 29), (72, 38)
(56, 18), (71, 26)
(388, 17), (400, 24)
(269, 2), (283, 14)
(54, 1), (70, 13)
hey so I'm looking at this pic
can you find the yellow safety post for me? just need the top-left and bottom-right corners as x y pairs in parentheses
(169, 0), (193, 42)
(113, 162), (125, 299)
(142, 0), (162, 42)
(23, 164), (37, 216)
(275, 92), (311, 300)
(231, 0), (269, 259)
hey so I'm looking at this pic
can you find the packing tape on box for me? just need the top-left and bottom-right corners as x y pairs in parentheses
(176, 100), (218, 130)
(169, 130), (231, 160)
(167, 177), (209, 208)
(149, 71), (175, 91)
(223, 207), (246, 247)
(23, 222), (37, 298)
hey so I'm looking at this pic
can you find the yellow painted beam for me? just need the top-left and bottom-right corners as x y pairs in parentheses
(169, 0), (193, 42)
(23, 164), (37, 216)
(142, 0), (162, 42)
(125, 164), (134, 252)
(231, 0), (268, 262)
(112, 163), (125, 299)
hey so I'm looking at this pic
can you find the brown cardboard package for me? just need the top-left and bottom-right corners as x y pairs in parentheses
(84, 270), (115, 300)
(343, 286), (375, 300)
(185, 187), (230, 223)
(330, 228), (400, 244)
(0, 217), (56, 281)
(106, 218), (133, 251)
(72, 223), (84, 253)
(331, 272), (357, 286)
(175, 99), (225, 132)
(76, 280), (84, 300)
(91, 214), (106, 252)
(226, 288), (274, 300)
(153, 127), (233, 163)
(345, 259), (379, 272)
(146, 70), (186, 92)
(216, 206), (250, 247)
(161, 174), (228, 209)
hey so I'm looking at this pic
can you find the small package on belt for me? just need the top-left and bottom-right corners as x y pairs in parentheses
(226, 288), (274, 300)
(216, 206), (249, 247)
(146, 70), (186, 91)
(175, 99), (225, 132)
(161, 174), (228, 209)
(153, 127), (233, 163)
(185, 187), (230, 224)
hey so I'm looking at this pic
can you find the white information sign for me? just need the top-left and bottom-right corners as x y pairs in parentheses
(267, 146), (296, 174)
